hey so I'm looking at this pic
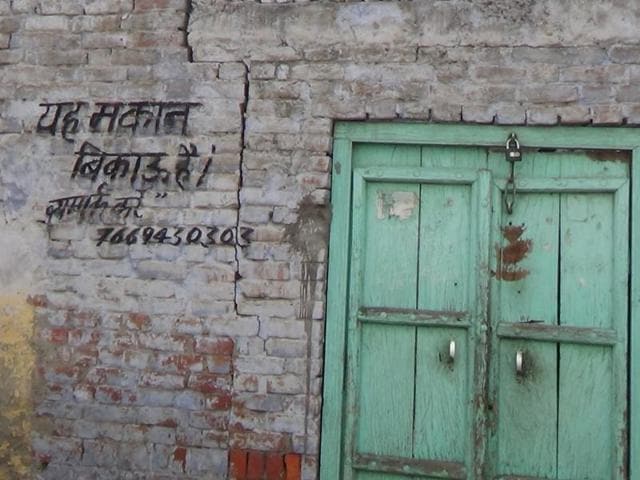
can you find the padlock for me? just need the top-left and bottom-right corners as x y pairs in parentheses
(505, 132), (522, 162)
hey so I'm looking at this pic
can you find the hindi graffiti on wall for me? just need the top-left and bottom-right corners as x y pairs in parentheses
(38, 100), (253, 247)
(37, 101), (201, 142)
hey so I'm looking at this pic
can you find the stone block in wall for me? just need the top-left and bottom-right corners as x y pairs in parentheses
(84, 0), (134, 14)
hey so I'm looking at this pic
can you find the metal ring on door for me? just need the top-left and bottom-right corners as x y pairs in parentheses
(449, 340), (456, 361)
(515, 350), (524, 374)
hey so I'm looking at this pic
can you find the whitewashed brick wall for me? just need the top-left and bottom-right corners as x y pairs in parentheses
(0, 1), (638, 478)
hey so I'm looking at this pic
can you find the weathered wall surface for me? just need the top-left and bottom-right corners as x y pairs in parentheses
(0, 0), (639, 478)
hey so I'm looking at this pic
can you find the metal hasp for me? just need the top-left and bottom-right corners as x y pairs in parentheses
(504, 132), (522, 214)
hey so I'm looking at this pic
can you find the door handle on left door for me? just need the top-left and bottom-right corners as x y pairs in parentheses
(449, 340), (456, 361)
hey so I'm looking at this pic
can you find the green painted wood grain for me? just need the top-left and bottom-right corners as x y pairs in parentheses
(558, 345), (613, 479)
(361, 182), (420, 307)
(320, 137), (352, 480)
(631, 148), (640, 480)
(413, 326), (468, 462)
(335, 122), (640, 150)
(418, 182), (472, 312)
(347, 146), (421, 477)
(414, 178), (474, 462)
(560, 193), (614, 329)
(497, 339), (558, 478)
(491, 184), (560, 478)
(358, 323), (416, 456)
(353, 143), (423, 169)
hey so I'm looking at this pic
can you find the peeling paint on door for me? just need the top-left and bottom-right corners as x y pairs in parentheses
(376, 191), (418, 220)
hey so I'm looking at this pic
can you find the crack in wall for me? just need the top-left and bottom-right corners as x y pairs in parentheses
(182, 0), (194, 62)
(233, 61), (250, 315)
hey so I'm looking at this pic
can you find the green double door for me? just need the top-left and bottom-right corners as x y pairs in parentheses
(341, 144), (629, 479)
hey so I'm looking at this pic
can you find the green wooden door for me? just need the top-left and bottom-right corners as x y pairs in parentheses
(329, 141), (630, 479)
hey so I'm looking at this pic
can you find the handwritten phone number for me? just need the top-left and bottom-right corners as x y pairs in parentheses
(96, 225), (254, 248)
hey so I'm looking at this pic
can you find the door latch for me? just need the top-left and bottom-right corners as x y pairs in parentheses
(504, 132), (522, 215)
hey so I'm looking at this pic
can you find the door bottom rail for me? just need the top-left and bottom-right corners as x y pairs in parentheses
(353, 452), (466, 479)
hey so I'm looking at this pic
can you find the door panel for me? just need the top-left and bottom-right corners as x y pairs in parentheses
(413, 327), (468, 462)
(414, 181), (473, 463)
(362, 182), (419, 308)
(497, 339), (558, 478)
(558, 344), (613, 479)
(358, 323), (415, 457)
(560, 193), (614, 330)
(419, 183), (471, 312)
(495, 192), (560, 323)
(348, 161), (486, 479)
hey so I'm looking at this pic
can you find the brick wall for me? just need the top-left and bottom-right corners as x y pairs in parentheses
(0, 0), (639, 478)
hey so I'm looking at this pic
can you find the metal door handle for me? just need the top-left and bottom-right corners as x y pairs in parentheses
(516, 350), (523, 374)
(449, 340), (456, 361)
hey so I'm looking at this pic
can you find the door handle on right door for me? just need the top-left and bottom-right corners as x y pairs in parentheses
(515, 350), (523, 374)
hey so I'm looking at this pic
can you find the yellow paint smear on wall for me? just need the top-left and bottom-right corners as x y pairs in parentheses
(0, 296), (35, 480)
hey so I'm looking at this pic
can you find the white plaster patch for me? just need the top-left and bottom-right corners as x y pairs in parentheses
(376, 191), (418, 220)
(336, 3), (405, 28)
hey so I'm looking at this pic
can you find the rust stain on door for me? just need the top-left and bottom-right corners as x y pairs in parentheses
(494, 224), (532, 281)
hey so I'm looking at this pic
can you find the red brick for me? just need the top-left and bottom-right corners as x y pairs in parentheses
(96, 385), (122, 403)
(284, 454), (301, 480)
(188, 373), (229, 395)
(247, 451), (265, 480)
(172, 447), (187, 473)
(207, 393), (232, 411)
(209, 354), (233, 373)
(128, 312), (150, 329)
(49, 327), (69, 344)
(161, 354), (203, 372)
(265, 453), (285, 480)
(229, 449), (248, 479)
(27, 294), (48, 307)
(65, 310), (99, 327)
(195, 336), (234, 356)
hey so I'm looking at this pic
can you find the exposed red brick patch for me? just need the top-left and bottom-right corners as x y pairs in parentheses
(128, 312), (150, 329)
(208, 393), (232, 411)
(158, 418), (178, 428)
(54, 365), (81, 379)
(49, 327), (69, 344)
(189, 373), (228, 395)
(229, 448), (248, 479)
(195, 336), (234, 356)
(229, 450), (300, 480)
(162, 354), (203, 372)
(265, 452), (285, 480)
(65, 310), (99, 327)
(27, 294), (48, 307)
(284, 454), (301, 480)
(97, 385), (122, 403)
(172, 447), (187, 473)
(247, 451), (265, 480)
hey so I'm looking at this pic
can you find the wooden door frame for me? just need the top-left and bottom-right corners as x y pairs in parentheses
(320, 122), (640, 480)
